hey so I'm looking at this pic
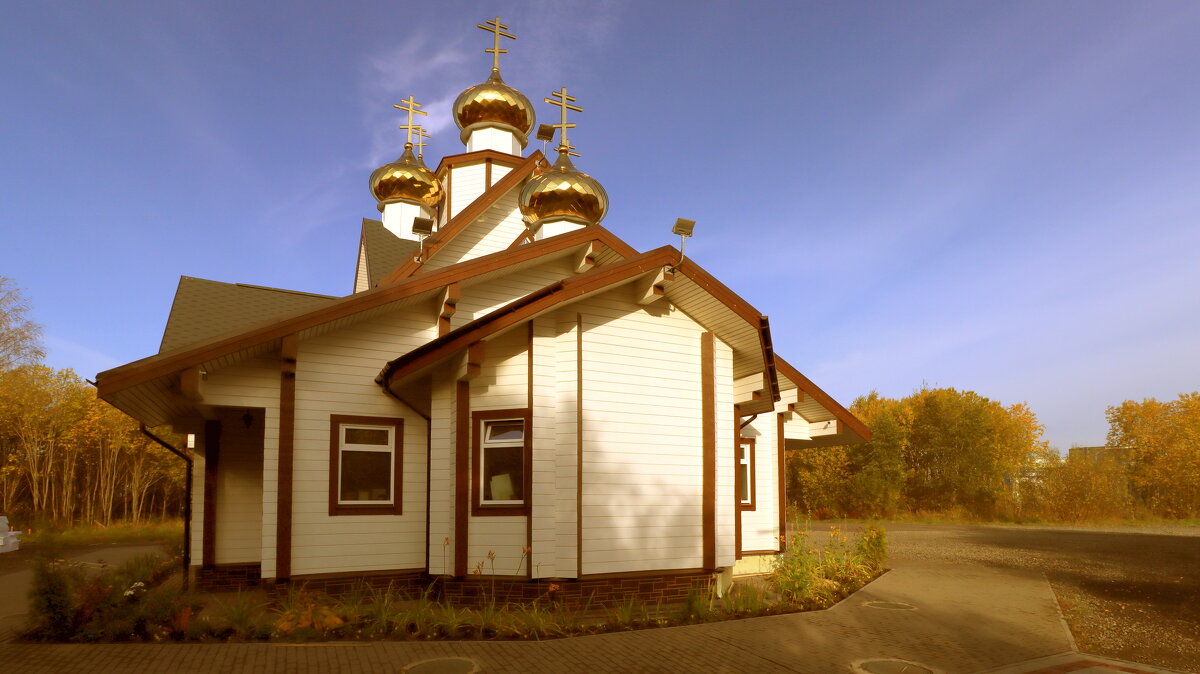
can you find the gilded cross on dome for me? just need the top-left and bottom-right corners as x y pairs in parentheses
(545, 87), (582, 157)
(413, 125), (430, 160)
(478, 16), (516, 72)
(393, 95), (428, 147)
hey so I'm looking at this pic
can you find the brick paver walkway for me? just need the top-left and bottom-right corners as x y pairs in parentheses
(3, 557), (1179, 673)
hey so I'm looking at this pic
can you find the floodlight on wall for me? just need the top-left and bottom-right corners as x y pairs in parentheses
(671, 218), (696, 271)
(412, 216), (435, 263)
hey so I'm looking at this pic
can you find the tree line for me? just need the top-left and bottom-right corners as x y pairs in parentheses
(788, 386), (1200, 521)
(1, 277), (184, 529)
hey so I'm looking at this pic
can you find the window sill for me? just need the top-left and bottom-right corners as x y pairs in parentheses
(329, 503), (403, 516)
(472, 503), (528, 517)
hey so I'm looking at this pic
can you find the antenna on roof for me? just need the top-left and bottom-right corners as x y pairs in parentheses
(412, 217), (435, 263)
(671, 218), (695, 271)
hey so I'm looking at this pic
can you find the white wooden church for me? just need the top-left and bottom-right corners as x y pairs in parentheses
(97, 18), (868, 604)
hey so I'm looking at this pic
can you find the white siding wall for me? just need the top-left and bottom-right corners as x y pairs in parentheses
(200, 358), (279, 575)
(714, 338), (736, 567)
(290, 310), (434, 576)
(740, 413), (782, 553)
(530, 316), (557, 577)
(553, 312), (580, 578)
(453, 259), (573, 330)
(427, 370), (454, 576)
(467, 328), (528, 576)
(449, 163), (486, 218)
(213, 410), (263, 564)
(578, 291), (707, 575)
(428, 191), (527, 271)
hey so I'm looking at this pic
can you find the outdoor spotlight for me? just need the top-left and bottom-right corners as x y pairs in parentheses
(412, 217), (435, 237)
(412, 216), (435, 263)
(536, 124), (555, 142)
(670, 218), (696, 271)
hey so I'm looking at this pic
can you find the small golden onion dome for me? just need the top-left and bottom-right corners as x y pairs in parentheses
(518, 152), (609, 228)
(368, 145), (442, 210)
(453, 69), (535, 146)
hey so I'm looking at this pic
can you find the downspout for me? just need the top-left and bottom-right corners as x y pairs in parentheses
(140, 425), (193, 591)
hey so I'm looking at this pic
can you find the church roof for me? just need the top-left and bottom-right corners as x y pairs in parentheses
(159, 277), (337, 354)
(359, 218), (419, 287)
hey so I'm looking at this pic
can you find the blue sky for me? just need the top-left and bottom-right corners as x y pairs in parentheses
(2, 1), (1198, 450)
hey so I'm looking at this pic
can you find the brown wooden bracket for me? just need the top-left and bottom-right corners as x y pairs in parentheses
(439, 283), (461, 336)
(457, 341), (486, 381)
(179, 366), (204, 402)
(634, 266), (673, 305)
(573, 241), (599, 273)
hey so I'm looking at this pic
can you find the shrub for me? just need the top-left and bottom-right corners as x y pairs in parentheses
(26, 549), (79, 641)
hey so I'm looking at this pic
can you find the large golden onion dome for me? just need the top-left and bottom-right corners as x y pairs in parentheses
(518, 151), (608, 228)
(368, 145), (442, 210)
(453, 69), (535, 146)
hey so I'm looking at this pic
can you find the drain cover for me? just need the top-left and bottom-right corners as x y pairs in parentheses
(865, 601), (917, 610)
(403, 657), (480, 674)
(857, 659), (935, 674)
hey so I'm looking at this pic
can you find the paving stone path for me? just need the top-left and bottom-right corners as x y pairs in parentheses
(1, 551), (1181, 673)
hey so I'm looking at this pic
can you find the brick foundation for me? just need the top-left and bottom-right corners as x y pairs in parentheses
(194, 563), (714, 609)
(282, 571), (430, 598)
(195, 563), (262, 591)
(438, 570), (715, 608)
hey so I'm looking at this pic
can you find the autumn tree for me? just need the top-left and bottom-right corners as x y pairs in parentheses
(1107, 393), (1200, 518)
(0, 277), (44, 370)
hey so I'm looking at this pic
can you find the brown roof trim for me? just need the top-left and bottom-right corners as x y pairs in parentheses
(674, 258), (780, 404)
(96, 227), (621, 397)
(774, 355), (871, 442)
(433, 149), (522, 177)
(383, 151), (545, 283)
(379, 247), (679, 389)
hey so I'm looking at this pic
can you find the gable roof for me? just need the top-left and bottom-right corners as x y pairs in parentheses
(378, 246), (782, 408)
(776, 356), (871, 445)
(358, 218), (419, 287)
(96, 226), (625, 400)
(381, 151), (547, 283)
(159, 277), (337, 353)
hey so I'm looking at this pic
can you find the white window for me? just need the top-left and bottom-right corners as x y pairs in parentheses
(480, 418), (525, 505)
(338, 423), (395, 504)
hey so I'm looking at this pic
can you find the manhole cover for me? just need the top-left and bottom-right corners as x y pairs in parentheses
(856, 659), (935, 674)
(865, 601), (917, 610)
(403, 657), (480, 674)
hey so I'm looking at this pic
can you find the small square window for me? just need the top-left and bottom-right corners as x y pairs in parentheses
(329, 415), (403, 516)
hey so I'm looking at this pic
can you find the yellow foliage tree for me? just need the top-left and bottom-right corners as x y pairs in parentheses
(1106, 393), (1200, 518)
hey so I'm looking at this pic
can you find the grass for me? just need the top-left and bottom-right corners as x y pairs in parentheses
(22, 520), (184, 547)
(23, 528), (888, 643)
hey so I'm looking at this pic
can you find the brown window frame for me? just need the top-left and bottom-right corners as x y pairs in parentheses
(328, 414), (404, 516)
(738, 437), (756, 511)
(471, 408), (532, 517)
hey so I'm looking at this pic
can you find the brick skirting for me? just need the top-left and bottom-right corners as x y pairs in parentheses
(195, 564), (262, 591)
(438, 570), (715, 608)
(194, 564), (714, 609)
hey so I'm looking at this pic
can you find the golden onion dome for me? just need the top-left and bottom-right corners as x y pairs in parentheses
(368, 145), (442, 210)
(518, 151), (608, 229)
(453, 69), (535, 146)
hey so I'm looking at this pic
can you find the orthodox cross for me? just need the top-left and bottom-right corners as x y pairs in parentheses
(545, 87), (582, 157)
(477, 16), (515, 72)
(413, 125), (430, 160)
(393, 95), (427, 147)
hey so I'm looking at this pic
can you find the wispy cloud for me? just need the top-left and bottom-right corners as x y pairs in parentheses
(44, 334), (121, 378)
(361, 33), (473, 167)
